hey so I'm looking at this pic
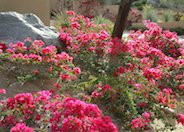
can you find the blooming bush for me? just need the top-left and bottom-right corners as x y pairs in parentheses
(0, 91), (118, 131)
(0, 40), (79, 88)
(58, 11), (184, 131)
(131, 112), (151, 130)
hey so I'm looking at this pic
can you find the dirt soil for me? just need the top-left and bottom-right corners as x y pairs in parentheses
(0, 63), (55, 100)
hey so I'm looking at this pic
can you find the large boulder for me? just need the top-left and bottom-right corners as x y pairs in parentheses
(0, 12), (60, 47)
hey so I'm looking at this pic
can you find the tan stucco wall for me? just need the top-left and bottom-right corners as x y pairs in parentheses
(50, 0), (118, 22)
(50, 0), (63, 12)
(0, 0), (50, 25)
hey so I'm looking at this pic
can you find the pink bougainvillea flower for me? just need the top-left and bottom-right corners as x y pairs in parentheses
(0, 88), (6, 94)
(91, 90), (102, 98)
(9, 41), (27, 52)
(137, 102), (148, 108)
(35, 90), (52, 102)
(134, 83), (142, 90)
(179, 84), (184, 90)
(24, 37), (31, 42)
(131, 117), (145, 129)
(143, 68), (163, 80)
(131, 112), (151, 130)
(33, 69), (39, 75)
(71, 22), (81, 29)
(10, 123), (34, 132)
(157, 88), (176, 108)
(66, 10), (75, 16)
(142, 112), (151, 122)
(177, 114), (184, 126)
(102, 85), (112, 93)
(73, 67), (81, 75)
(0, 43), (7, 51)
(41, 45), (57, 55)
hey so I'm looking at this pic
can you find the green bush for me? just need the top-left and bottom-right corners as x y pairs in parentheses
(170, 27), (184, 35)
(131, 0), (148, 11)
(143, 4), (157, 22)
(160, 0), (184, 11)
(54, 11), (70, 31)
(161, 10), (175, 22)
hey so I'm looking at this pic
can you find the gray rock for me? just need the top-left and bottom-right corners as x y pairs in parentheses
(0, 12), (60, 47)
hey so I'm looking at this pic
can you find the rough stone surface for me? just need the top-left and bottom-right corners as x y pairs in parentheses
(0, 12), (60, 47)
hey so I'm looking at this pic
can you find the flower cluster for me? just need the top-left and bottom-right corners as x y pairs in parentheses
(10, 123), (34, 132)
(0, 91), (118, 132)
(0, 88), (6, 94)
(0, 40), (80, 86)
(131, 112), (151, 130)
(143, 20), (182, 58)
(177, 114), (184, 126)
(91, 84), (113, 98)
(157, 88), (176, 108)
(50, 97), (118, 132)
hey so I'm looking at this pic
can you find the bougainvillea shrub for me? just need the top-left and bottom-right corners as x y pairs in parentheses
(0, 90), (118, 131)
(58, 11), (184, 131)
(0, 10), (184, 131)
(0, 40), (80, 90)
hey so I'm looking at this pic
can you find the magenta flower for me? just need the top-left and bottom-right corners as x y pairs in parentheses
(0, 88), (6, 94)
(10, 123), (34, 132)
(177, 114), (184, 126)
